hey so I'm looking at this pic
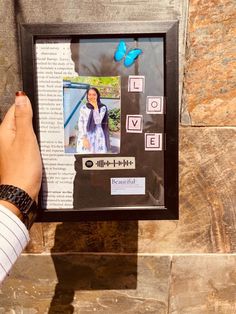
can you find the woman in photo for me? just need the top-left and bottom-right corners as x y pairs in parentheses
(76, 87), (110, 154)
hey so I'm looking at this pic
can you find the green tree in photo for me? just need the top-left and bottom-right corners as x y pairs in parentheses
(108, 108), (121, 132)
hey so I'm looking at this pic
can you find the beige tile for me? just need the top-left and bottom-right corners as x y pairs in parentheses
(138, 127), (236, 253)
(43, 221), (139, 253)
(182, 0), (236, 126)
(25, 223), (44, 253)
(169, 255), (236, 314)
(0, 254), (171, 313)
(0, 1), (21, 115)
(19, 0), (184, 23)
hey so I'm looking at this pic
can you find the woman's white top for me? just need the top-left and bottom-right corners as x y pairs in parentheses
(0, 204), (29, 284)
(76, 105), (107, 154)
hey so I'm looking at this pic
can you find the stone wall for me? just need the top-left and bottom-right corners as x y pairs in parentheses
(0, 0), (235, 313)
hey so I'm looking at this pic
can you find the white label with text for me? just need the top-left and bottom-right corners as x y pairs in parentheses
(110, 177), (145, 195)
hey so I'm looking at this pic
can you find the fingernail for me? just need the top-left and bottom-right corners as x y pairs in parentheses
(15, 91), (26, 106)
(15, 91), (26, 97)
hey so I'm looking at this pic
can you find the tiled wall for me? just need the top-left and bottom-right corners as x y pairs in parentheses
(0, 0), (235, 313)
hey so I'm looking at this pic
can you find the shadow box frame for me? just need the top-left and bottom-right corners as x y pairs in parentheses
(19, 20), (179, 222)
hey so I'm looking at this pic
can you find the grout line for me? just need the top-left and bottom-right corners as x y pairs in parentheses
(22, 252), (236, 257)
(180, 125), (236, 128)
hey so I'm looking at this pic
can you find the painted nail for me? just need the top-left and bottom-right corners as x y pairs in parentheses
(15, 91), (26, 97)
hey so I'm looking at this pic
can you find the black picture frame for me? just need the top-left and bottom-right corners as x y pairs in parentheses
(19, 21), (179, 221)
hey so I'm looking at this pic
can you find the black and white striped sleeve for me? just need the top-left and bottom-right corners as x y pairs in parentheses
(0, 204), (29, 284)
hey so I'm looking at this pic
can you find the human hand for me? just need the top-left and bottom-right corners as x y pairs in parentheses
(90, 100), (98, 109)
(82, 137), (90, 150)
(0, 92), (42, 216)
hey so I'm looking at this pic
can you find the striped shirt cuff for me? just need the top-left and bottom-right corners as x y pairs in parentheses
(0, 204), (29, 284)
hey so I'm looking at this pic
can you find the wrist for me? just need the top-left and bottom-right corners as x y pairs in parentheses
(0, 184), (37, 229)
(0, 178), (38, 201)
(0, 200), (23, 219)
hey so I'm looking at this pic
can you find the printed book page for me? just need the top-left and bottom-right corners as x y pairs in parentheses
(35, 39), (77, 209)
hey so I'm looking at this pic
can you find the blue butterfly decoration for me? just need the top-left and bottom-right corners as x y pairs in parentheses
(114, 40), (142, 67)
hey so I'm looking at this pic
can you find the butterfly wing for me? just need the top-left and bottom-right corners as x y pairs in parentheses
(124, 48), (142, 67)
(114, 40), (127, 62)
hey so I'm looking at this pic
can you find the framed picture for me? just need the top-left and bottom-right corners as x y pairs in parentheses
(19, 21), (179, 221)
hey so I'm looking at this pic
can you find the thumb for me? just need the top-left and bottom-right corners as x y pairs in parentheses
(14, 91), (33, 136)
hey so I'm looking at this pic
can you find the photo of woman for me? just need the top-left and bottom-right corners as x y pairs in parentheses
(63, 76), (121, 155)
(77, 87), (110, 154)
